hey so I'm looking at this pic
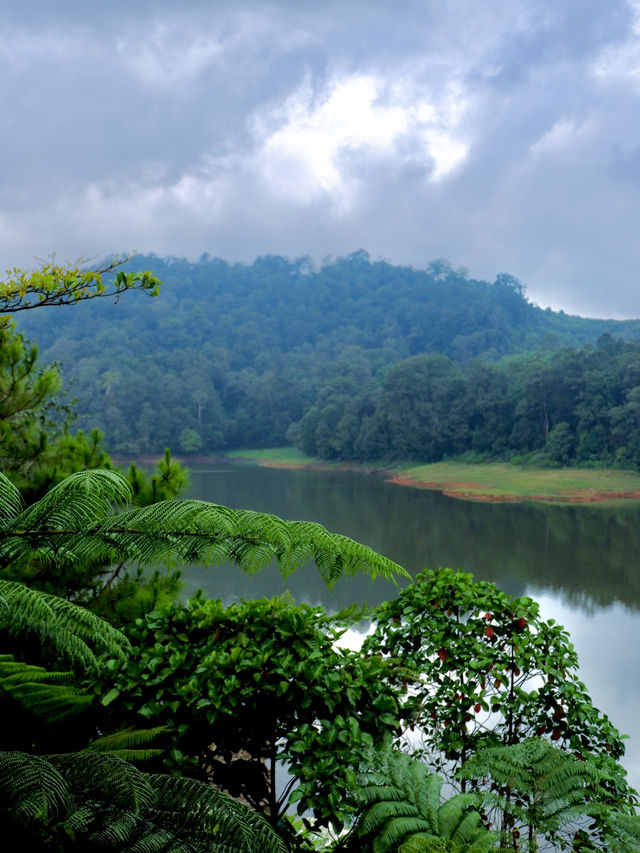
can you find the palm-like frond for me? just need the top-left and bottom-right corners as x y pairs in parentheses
(0, 750), (287, 853)
(0, 469), (406, 586)
(459, 738), (607, 834)
(84, 726), (167, 762)
(353, 749), (497, 853)
(605, 811), (640, 852)
(0, 653), (93, 728)
(0, 578), (129, 668)
(0, 473), (22, 527)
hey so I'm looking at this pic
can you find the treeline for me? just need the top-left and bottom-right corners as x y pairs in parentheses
(296, 337), (640, 466)
(15, 251), (640, 462)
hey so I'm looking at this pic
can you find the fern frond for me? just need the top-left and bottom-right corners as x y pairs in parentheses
(0, 751), (71, 822)
(606, 811), (640, 852)
(16, 469), (131, 532)
(460, 738), (611, 841)
(354, 749), (497, 853)
(0, 750), (287, 852)
(84, 726), (167, 762)
(0, 470), (407, 587)
(0, 472), (22, 527)
(48, 752), (157, 814)
(0, 654), (93, 727)
(0, 579), (129, 668)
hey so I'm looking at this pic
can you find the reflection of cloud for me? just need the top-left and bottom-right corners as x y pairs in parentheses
(532, 594), (640, 793)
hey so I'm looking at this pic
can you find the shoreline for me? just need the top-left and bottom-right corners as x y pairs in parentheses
(144, 451), (640, 506)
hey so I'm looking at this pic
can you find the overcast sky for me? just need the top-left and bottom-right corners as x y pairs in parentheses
(2, 1), (640, 318)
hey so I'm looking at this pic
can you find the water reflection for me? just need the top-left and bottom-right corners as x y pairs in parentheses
(183, 462), (640, 613)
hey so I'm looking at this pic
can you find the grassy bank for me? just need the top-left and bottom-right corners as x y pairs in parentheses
(224, 447), (318, 466)
(223, 449), (640, 504)
(390, 460), (640, 503)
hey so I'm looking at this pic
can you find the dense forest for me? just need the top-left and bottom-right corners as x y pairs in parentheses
(15, 252), (640, 468)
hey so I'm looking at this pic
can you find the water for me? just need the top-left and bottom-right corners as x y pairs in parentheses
(181, 461), (640, 791)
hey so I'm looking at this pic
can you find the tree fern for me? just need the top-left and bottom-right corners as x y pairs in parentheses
(0, 653), (93, 744)
(83, 726), (168, 762)
(604, 811), (640, 852)
(0, 469), (406, 586)
(459, 738), (615, 850)
(0, 578), (129, 668)
(0, 750), (287, 852)
(350, 749), (497, 853)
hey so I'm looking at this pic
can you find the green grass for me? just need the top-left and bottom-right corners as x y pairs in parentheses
(394, 460), (640, 503)
(223, 449), (640, 504)
(224, 447), (317, 465)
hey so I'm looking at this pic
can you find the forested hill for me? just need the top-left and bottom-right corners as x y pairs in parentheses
(14, 252), (640, 461)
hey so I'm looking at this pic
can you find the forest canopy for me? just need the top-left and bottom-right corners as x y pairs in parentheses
(14, 252), (640, 469)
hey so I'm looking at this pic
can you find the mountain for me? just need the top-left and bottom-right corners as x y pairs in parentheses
(14, 252), (640, 458)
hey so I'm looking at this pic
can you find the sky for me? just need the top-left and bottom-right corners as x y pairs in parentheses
(2, 0), (640, 318)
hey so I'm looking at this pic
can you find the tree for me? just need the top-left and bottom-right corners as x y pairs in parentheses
(0, 255), (160, 313)
(459, 739), (622, 851)
(363, 569), (633, 812)
(2, 447), (190, 620)
(0, 469), (405, 849)
(100, 595), (405, 838)
(0, 318), (67, 487)
(0, 575), (285, 852)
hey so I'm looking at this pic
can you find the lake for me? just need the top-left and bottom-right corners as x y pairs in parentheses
(182, 460), (640, 791)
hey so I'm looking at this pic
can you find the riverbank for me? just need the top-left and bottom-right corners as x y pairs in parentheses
(219, 448), (640, 505)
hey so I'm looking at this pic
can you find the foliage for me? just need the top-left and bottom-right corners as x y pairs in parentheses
(603, 810), (640, 852)
(0, 750), (286, 853)
(0, 464), (405, 850)
(99, 595), (405, 835)
(0, 318), (67, 486)
(0, 255), (161, 313)
(459, 738), (616, 851)
(0, 577), (128, 672)
(16, 253), (640, 461)
(363, 569), (633, 811)
(343, 748), (497, 853)
(0, 468), (405, 593)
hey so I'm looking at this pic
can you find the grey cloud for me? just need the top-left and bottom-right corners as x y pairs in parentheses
(1, 0), (639, 317)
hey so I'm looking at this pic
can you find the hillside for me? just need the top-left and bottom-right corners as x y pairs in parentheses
(14, 252), (640, 459)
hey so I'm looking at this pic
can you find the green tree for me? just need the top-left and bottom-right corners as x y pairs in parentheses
(363, 569), (632, 811)
(0, 573), (285, 852)
(0, 255), (160, 313)
(100, 595), (404, 838)
(0, 469), (405, 850)
(0, 318), (68, 487)
(179, 426), (203, 453)
(459, 739), (620, 851)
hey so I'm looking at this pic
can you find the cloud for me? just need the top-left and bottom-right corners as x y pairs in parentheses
(1, 0), (640, 317)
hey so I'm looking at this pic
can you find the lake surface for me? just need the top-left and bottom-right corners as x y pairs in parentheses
(182, 461), (640, 791)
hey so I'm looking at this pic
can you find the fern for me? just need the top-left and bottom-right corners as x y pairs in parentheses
(351, 749), (497, 853)
(84, 726), (168, 762)
(0, 469), (406, 586)
(0, 750), (287, 852)
(605, 811), (640, 852)
(459, 739), (613, 849)
(0, 653), (93, 732)
(0, 578), (129, 668)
